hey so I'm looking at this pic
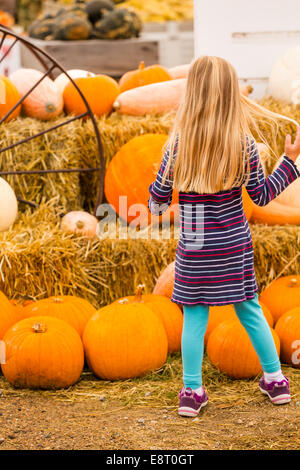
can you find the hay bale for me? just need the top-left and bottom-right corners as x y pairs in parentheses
(0, 202), (299, 307)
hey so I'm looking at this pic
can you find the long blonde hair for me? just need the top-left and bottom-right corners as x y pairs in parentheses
(165, 56), (298, 193)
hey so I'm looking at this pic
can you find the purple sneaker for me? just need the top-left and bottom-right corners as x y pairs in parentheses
(178, 387), (208, 417)
(259, 376), (291, 405)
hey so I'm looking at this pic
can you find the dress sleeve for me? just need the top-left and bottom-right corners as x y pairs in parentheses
(245, 139), (300, 207)
(148, 142), (175, 215)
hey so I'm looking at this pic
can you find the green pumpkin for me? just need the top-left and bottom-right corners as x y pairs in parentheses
(28, 18), (56, 40)
(92, 8), (142, 39)
(85, 0), (115, 24)
(53, 14), (92, 40)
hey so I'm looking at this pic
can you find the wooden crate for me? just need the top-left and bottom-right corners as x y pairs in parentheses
(20, 37), (159, 78)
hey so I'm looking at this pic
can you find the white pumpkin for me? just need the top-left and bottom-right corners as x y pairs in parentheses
(268, 46), (300, 103)
(0, 177), (18, 231)
(54, 70), (95, 95)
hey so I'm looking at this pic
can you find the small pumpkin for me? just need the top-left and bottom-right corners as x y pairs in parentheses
(0, 291), (23, 340)
(260, 276), (300, 323)
(92, 8), (142, 39)
(85, 0), (114, 23)
(61, 211), (99, 238)
(54, 69), (95, 95)
(0, 177), (18, 231)
(153, 261), (175, 299)
(119, 62), (172, 93)
(0, 11), (15, 27)
(10, 69), (63, 120)
(83, 302), (168, 380)
(104, 133), (179, 227)
(63, 74), (120, 117)
(116, 285), (183, 353)
(275, 307), (300, 368)
(22, 295), (97, 337)
(113, 78), (186, 115)
(0, 75), (21, 122)
(2, 316), (84, 389)
(207, 320), (280, 379)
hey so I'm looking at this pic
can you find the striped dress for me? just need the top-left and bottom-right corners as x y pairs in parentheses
(149, 139), (300, 306)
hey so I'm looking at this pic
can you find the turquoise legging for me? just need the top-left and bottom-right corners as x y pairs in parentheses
(182, 294), (280, 389)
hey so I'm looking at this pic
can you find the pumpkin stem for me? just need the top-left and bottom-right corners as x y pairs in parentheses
(32, 322), (47, 334)
(134, 284), (145, 302)
(76, 220), (84, 229)
(288, 278), (299, 287)
(139, 61), (145, 70)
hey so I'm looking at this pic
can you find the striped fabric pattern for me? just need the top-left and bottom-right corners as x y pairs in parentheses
(149, 139), (300, 306)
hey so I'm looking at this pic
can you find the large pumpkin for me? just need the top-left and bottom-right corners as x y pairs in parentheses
(116, 285), (183, 353)
(0, 75), (21, 122)
(0, 291), (23, 340)
(9, 69), (63, 120)
(268, 46), (300, 104)
(260, 276), (300, 323)
(0, 177), (18, 231)
(207, 320), (280, 379)
(22, 295), (96, 337)
(105, 134), (179, 227)
(204, 302), (273, 345)
(2, 316), (84, 389)
(251, 199), (300, 225)
(63, 75), (120, 117)
(275, 307), (300, 368)
(119, 61), (172, 93)
(83, 302), (168, 380)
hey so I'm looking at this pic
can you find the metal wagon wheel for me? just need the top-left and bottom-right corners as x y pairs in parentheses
(0, 25), (105, 215)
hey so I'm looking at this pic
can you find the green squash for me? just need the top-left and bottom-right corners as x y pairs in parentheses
(92, 8), (142, 39)
(85, 0), (115, 24)
(28, 18), (56, 40)
(53, 14), (92, 40)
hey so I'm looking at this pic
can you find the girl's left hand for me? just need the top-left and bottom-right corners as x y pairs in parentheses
(285, 126), (300, 162)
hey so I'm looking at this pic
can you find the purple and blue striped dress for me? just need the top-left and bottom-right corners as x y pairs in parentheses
(149, 139), (300, 306)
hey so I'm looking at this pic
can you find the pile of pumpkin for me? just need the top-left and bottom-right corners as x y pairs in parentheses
(0, 285), (183, 389)
(28, 0), (142, 41)
(154, 263), (300, 378)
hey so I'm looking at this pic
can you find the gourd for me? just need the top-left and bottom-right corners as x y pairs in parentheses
(119, 62), (172, 93)
(92, 8), (142, 39)
(104, 133), (179, 227)
(260, 276), (300, 323)
(0, 75), (21, 122)
(22, 295), (97, 337)
(53, 14), (92, 40)
(113, 78), (186, 115)
(9, 69), (63, 120)
(0, 291), (23, 340)
(116, 285), (183, 353)
(28, 18), (56, 40)
(63, 75), (120, 116)
(83, 302), (168, 380)
(275, 307), (300, 368)
(61, 211), (99, 238)
(85, 0), (114, 24)
(268, 46), (300, 104)
(204, 302), (273, 345)
(153, 261), (175, 299)
(2, 316), (84, 389)
(54, 69), (95, 95)
(0, 178), (18, 232)
(207, 320), (280, 379)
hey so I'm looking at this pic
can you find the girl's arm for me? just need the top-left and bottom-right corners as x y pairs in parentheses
(148, 143), (175, 215)
(245, 132), (300, 207)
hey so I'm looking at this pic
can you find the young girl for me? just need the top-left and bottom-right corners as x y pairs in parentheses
(148, 56), (300, 418)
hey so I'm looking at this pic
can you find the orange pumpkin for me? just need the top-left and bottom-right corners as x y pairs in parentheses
(153, 261), (175, 299)
(2, 316), (84, 389)
(242, 187), (254, 221)
(0, 11), (14, 27)
(105, 134), (179, 227)
(207, 320), (280, 378)
(275, 307), (300, 368)
(0, 75), (21, 122)
(113, 78), (186, 115)
(64, 74), (120, 117)
(10, 68), (63, 120)
(0, 291), (23, 339)
(116, 285), (183, 353)
(204, 302), (273, 345)
(22, 295), (96, 337)
(251, 200), (300, 225)
(61, 211), (99, 238)
(83, 302), (168, 380)
(119, 61), (171, 93)
(260, 276), (300, 323)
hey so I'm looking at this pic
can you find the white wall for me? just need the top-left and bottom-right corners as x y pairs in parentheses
(194, 0), (300, 98)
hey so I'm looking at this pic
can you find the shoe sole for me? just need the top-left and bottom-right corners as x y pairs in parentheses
(178, 399), (208, 417)
(259, 386), (291, 405)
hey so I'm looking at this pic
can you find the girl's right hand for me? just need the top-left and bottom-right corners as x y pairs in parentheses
(285, 126), (300, 162)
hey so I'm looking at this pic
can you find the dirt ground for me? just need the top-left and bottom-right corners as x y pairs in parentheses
(0, 357), (299, 451)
